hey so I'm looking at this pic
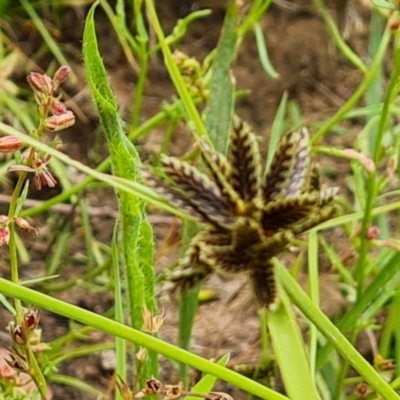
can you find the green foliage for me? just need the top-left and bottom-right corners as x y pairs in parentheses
(1, 0), (400, 399)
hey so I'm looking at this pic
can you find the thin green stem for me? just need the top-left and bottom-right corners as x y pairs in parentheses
(356, 171), (377, 295)
(145, 0), (208, 139)
(237, 0), (272, 38)
(311, 0), (367, 72)
(7, 225), (21, 316)
(130, 52), (149, 130)
(258, 307), (271, 373)
(7, 148), (36, 324)
(380, 293), (400, 360)
(357, 19), (400, 295)
(308, 231), (318, 378)
(19, 0), (75, 81)
(7, 166), (49, 399)
(312, 25), (391, 143)
(26, 346), (48, 399)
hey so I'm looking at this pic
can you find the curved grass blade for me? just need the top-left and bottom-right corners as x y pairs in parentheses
(0, 278), (291, 400)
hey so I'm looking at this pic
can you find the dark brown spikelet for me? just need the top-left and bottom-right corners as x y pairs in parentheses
(201, 244), (254, 273)
(319, 186), (339, 206)
(200, 139), (240, 207)
(308, 165), (321, 192)
(262, 193), (320, 231)
(167, 262), (214, 292)
(228, 116), (262, 204)
(263, 128), (310, 202)
(291, 203), (340, 234)
(160, 155), (235, 229)
(166, 244), (213, 292)
(144, 116), (339, 310)
(140, 167), (210, 223)
(249, 261), (276, 308)
(200, 140), (231, 186)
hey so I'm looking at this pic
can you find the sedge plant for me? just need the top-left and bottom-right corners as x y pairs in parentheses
(1, 1), (400, 400)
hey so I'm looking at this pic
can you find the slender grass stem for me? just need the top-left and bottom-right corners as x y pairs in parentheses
(312, 25), (391, 143)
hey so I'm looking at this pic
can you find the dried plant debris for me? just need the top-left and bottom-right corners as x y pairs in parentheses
(142, 116), (339, 308)
(133, 378), (233, 400)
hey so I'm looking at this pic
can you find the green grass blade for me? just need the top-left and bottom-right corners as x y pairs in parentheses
(19, 0), (76, 81)
(184, 354), (230, 400)
(366, 12), (384, 158)
(113, 226), (126, 400)
(316, 249), (400, 369)
(308, 230), (319, 378)
(275, 259), (400, 399)
(319, 235), (355, 286)
(267, 291), (319, 400)
(50, 374), (106, 398)
(145, 0), (207, 139)
(254, 23), (279, 80)
(0, 278), (290, 400)
(0, 121), (194, 220)
(311, 0), (366, 73)
(178, 223), (200, 385)
(311, 25), (391, 143)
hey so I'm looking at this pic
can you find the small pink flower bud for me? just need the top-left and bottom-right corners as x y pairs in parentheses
(0, 136), (24, 153)
(14, 217), (38, 237)
(43, 111), (75, 131)
(0, 226), (10, 246)
(0, 361), (15, 378)
(50, 98), (68, 115)
(386, 155), (397, 178)
(343, 149), (375, 173)
(367, 226), (380, 240)
(27, 72), (53, 94)
(53, 66), (71, 85)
